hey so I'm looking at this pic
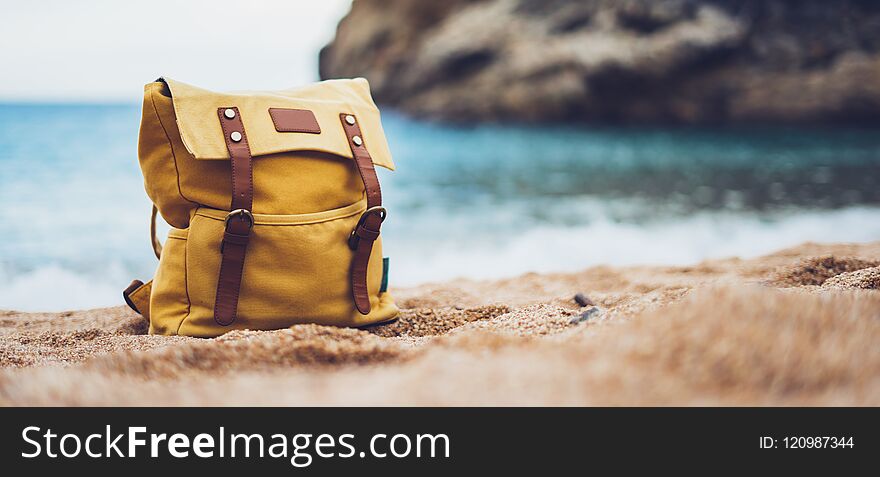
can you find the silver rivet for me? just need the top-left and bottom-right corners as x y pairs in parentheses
(224, 108), (236, 119)
(230, 131), (242, 142)
(345, 115), (356, 125)
(352, 135), (363, 146)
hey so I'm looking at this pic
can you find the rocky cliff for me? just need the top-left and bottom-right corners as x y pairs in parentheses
(320, 0), (880, 124)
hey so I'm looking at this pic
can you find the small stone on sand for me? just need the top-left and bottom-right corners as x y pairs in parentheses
(574, 293), (595, 307)
(569, 306), (603, 324)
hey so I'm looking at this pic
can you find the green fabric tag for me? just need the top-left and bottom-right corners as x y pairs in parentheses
(380, 257), (390, 292)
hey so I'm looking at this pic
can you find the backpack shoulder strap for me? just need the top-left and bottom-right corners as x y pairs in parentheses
(122, 279), (152, 319)
(122, 204), (160, 318)
(150, 204), (163, 259)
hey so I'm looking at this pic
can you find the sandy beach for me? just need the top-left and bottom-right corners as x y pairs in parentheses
(1, 241), (878, 406)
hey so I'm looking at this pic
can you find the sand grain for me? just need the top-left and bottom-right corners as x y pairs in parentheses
(1, 241), (879, 406)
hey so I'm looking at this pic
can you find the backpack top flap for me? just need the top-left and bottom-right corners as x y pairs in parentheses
(159, 77), (395, 170)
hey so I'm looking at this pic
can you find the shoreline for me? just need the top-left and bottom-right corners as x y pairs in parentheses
(1, 241), (879, 406)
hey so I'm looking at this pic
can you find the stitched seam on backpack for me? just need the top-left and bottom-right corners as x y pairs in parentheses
(174, 220), (193, 336)
(149, 86), (199, 209)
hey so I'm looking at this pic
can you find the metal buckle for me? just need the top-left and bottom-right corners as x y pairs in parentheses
(348, 206), (387, 250)
(224, 208), (255, 231)
(220, 209), (254, 252)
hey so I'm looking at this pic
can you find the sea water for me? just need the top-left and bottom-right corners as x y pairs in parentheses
(1, 103), (879, 311)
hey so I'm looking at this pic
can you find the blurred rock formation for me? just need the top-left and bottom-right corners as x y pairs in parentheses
(320, 0), (880, 124)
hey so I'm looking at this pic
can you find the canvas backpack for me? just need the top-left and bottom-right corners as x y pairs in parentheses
(122, 78), (398, 337)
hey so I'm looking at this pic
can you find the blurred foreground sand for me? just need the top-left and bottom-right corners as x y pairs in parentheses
(1, 242), (879, 406)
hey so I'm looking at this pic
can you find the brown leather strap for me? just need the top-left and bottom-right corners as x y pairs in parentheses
(213, 107), (254, 326)
(122, 279), (153, 319)
(340, 113), (385, 314)
(123, 279), (145, 313)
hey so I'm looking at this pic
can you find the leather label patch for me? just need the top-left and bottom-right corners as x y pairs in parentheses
(268, 108), (321, 134)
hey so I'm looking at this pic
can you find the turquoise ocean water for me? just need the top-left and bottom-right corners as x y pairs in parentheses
(1, 103), (879, 310)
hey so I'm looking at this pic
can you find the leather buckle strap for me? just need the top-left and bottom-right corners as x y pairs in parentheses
(349, 206), (387, 250)
(340, 113), (384, 315)
(224, 208), (255, 229)
(220, 209), (254, 252)
(213, 107), (254, 327)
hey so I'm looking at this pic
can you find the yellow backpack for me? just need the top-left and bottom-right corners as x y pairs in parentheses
(122, 78), (398, 337)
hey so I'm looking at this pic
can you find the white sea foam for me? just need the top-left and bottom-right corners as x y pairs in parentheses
(0, 263), (129, 312)
(389, 206), (880, 286)
(2, 206), (878, 311)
